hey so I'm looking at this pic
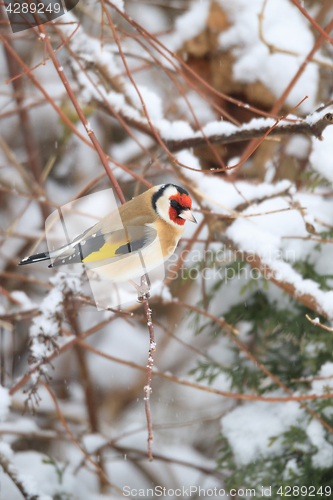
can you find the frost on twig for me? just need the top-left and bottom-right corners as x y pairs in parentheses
(139, 274), (155, 461)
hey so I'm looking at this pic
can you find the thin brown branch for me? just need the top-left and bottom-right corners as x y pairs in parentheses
(0, 308), (39, 323)
(114, 26), (227, 169)
(1, 9), (43, 189)
(111, 444), (225, 479)
(0, 285), (22, 305)
(77, 339), (333, 403)
(37, 23), (126, 204)
(0, 32), (151, 191)
(140, 275), (155, 461)
(282, 235), (333, 244)
(306, 314), (333, 333)
(290, 0), (333, 46)
(100, 1), (203, 174)
(197, 206), (306, 220)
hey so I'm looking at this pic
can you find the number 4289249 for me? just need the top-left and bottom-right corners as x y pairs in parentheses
(6, 2), (61, 14)
(277, 485), (331, 496)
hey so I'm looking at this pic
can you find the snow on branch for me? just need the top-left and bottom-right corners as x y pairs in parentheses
(55, 19), (333, 157)
(0, 444), (40, 500)
(165, 109), (333, 152)
(26, 274), (80, 407)
(214, 208), (333, 321)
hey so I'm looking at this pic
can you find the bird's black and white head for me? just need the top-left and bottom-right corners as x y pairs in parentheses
(152, 184), (197, 227)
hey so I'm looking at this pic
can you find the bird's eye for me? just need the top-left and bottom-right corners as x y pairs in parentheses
(170, 200), (179, 209)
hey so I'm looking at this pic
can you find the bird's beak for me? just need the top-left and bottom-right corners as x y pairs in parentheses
(179, 208), (197, 223)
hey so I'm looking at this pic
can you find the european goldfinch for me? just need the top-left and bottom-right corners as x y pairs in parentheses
(19, 184), (197, 284)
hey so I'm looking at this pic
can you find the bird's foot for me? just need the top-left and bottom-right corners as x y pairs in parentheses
(129, 279), (150, 302)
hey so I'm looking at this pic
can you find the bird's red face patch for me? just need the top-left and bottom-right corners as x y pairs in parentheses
(168, 193), (192, 225)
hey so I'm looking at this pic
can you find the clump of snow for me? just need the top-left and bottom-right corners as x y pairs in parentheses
(9, 291), (36, 311)
(311, 362), (333, 396)
(127, 84), (164, 121)
(0, 386), (11, 421)
(227, 209), (333, 318)
(221, 398), (304, 465)
(13, 451), (75, 499)
(306, 419), (333, 469)
(111, 0), (124, 12)
(0, 441), (13, 459)
(283, 458), (300, 480)
(82, 434), (107, 454)
(285, 136), (310, 159)
(221, 190), (333, 319)
(177, 149), (292, 212)
(127, 2), (169, 32)
(50, 273), (82, 295)
(158, 119), (195, 141)
(310, 126), (333, 183)
(176, 91), (217, 125)
(217, 0), (318, 112)
(159, 114), (286, 142)
(110, 131), (154, 164)
(177, 149), (201, 170)
(29, 273), (81, 370)
(30, 287), (63, 341)
(0, 418), (39, 445)
(160, 285), (173, 302)
(163, 1), (211, 53)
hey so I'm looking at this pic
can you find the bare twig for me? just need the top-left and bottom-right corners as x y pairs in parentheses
(306, 314), (333, 333)
(78, 339), (333, 403)
(37, 23), (126, 204)
(140, 275), (155, 461)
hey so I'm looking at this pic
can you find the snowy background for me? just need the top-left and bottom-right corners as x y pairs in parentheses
(1, 0), (333, 498)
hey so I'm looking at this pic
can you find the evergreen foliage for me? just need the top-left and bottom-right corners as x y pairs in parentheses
(185, 254), (333, 498)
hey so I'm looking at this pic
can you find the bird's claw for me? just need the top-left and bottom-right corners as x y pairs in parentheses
(128, 279), (150, 301)
(137, 284), (150, 302)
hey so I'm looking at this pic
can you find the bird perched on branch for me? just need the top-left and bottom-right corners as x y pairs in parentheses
(19, 184), (196, 286)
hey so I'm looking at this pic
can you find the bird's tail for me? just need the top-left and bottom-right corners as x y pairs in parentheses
(19, 251), (50, 266)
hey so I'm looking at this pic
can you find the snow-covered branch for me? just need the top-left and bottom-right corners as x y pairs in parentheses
(165, 111), (333, 152)
(0, 446), (39, 500)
